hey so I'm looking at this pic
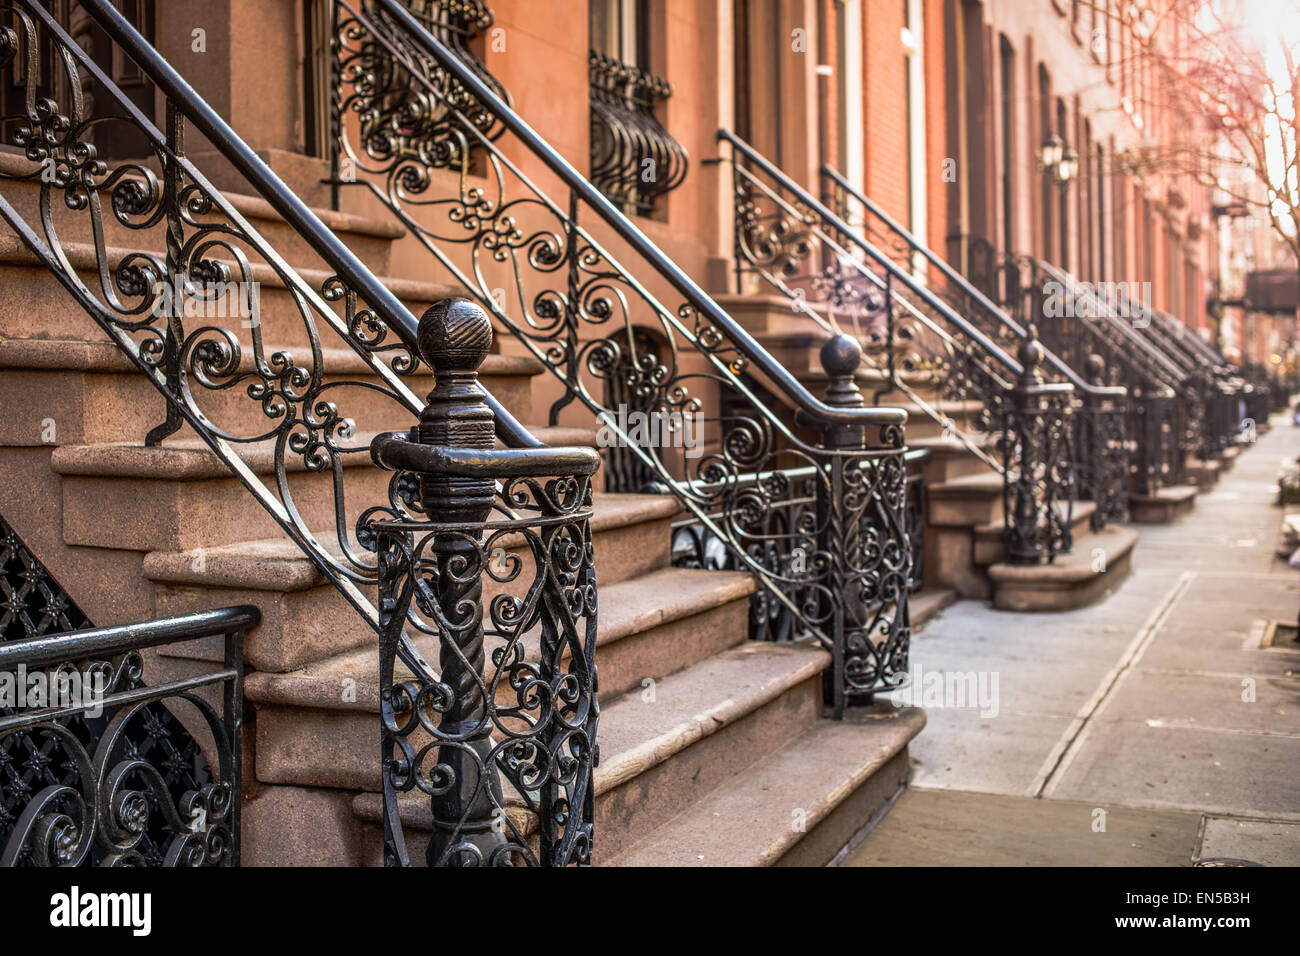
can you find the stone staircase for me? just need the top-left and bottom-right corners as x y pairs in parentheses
(0, 170), (925, 866)
(715, 292), (1137, 612)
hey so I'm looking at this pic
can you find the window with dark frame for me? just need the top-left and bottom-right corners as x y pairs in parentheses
(588, 0), (687, 218)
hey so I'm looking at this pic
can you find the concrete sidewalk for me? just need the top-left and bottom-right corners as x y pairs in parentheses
(845, 414), (1300, 866)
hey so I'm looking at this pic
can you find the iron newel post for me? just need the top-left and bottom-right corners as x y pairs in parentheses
(369, 296), (601, 866)
(412, 298), (506, 865)
(1011, 325), (1047, 563)
(809, 332), (868, 716)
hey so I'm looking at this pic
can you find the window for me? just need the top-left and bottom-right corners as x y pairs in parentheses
(1096, 144), (1107, 282)
(588, 0), (686, 217)
(1039, 65), (1054, 261)
(903, 0), (926, 239)
(1057, 98), (1069, 269)
(1000, 35), (1015, 257)
(1083, 119), (1093, 280)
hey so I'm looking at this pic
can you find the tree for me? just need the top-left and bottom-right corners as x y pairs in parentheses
(1099, 0), (1299, 262)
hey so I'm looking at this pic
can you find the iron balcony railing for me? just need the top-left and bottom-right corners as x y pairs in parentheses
(0, 601), (255, 866)
(588, 49), (687, 216)
(329, 0), (915, 710)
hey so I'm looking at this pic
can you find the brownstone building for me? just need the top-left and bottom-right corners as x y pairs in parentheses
(0, 0), (1270, 868)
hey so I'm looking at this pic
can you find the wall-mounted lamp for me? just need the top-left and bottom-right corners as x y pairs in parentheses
(1039, 133), (1077, 186)
(1039, 132), (1064, 170)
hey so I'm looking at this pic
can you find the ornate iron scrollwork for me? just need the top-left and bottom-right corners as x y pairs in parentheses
(725, 133), (1087, 566)
(588, 50), (687, 216)
(333, 0), (510, 194)
(331, 2), (914, 704)
(0, 518), (250, 867)
(997, 332), (1075, 564)
(1013, 259), (1194, 498)
(0, 0), (444, 682)
(1074, 355), (1129, 529)
(363, 299), (600, 866)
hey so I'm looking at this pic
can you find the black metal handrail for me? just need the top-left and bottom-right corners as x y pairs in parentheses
(718, 129), (1085, 557)
(1014, 259), (1198, 492)
(1, 604), (255, 866)
(0, 0), (585, 688)
(820, 164), (1127, 404)
(719, 134), (1022, 378)
(1033, 261), (1193, 390)
(0, 605), (258, 669)
(364, 0), (903, 432)
(721, 130), (1019, 472)
(330, 0), (915, 705)
(78, 0), (539, 447)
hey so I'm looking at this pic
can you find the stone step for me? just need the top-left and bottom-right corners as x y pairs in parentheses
(986, 524), (1139, 612)
(0, 151), (405, 275)
(344, 639), (833, 866)
(972, 500), (1098, 566)
(0, 336), (543, 446)
(606, 705), (925, 866)
(50, 436), (392, 552)
(1186, 457), (1222, 490)
(1129, 484), (1197, 524)
(242, 579), (770, 796)
(927, 471), (1004, 528)
(48, 415), (600, 552)
(0, 232), (458, 349)
(899, 399), (988, 442)
(908, 434), (999, 484)
(924, 472), (1005, 598)
(144, 492), (686, 672)
(712, 292), (918, 371)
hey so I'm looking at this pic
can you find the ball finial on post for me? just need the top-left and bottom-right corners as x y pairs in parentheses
(417, 296), (494, 374)
(1017, 323), (1045, 386)
(819, 332), (865, 410)
(413, 297), (497, 519)
(1085, 352), (1105, 386)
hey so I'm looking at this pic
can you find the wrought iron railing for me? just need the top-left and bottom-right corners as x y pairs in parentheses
(588, 50), (687, 216)
(0, 0), (564, 700)
(364, 298), (601, 867)
(942, 238), (1195, 502)
(2, 0), (614, 865)
(1, 594), (254, 867)
(954, 232), (1248, 477)
(717, 132), (1081, 562)
(722, 133), (1017, 473)
(820, 167), (1133, 533)
(1022, 260), (1199, 495)
(329, 0), (914, 708)
(1118, 296), (1246, 458)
